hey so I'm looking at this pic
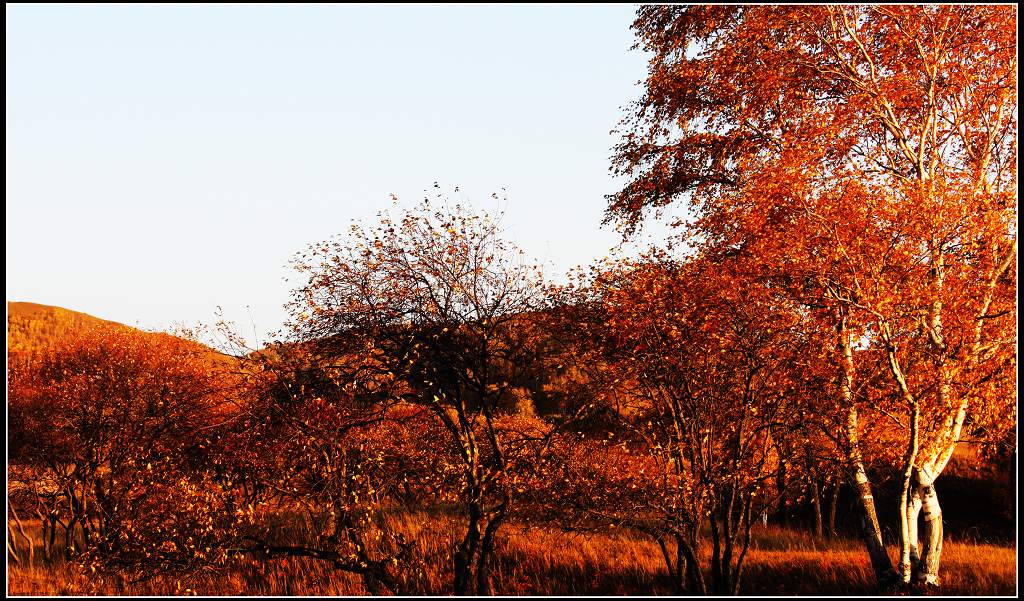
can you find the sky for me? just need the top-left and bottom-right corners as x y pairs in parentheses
(7, 4), (677, 346)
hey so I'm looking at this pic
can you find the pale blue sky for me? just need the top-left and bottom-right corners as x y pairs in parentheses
(7, 4), (674, 345)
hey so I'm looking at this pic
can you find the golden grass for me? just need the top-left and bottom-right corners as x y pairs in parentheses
(7, 515), (1016, 595)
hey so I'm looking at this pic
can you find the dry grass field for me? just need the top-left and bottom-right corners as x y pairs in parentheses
(7, 511), (1016, 596)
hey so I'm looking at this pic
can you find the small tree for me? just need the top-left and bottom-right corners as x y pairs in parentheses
(214, 340), (420, 595)
(287, 193), (550, 594)
(540, 253), (809, 594)
(7, 326), (233, 583)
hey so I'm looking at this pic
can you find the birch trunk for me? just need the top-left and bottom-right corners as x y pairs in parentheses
(913, 468), (942, 587)
(837, 313), (894, 582)
(905, 482), (922, 573)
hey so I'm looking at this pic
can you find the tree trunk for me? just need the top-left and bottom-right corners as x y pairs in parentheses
(48, 517), (60, 560)
(709, 513), (722, 593)
(453, 504), (482, 595)
(775, 458), (788, 527)
(827, 481), (840, 539)
(8, 505), (34, 567)
(64, 516), (79, 557)
(810, 473), (823, 539)
(1012, 450), (1017, 523)
(850, 464), (894, 583)
(731, 497), (754, 595)
(673, 536), (686, 593)
(913, 479), (943, 587)
(476, 504), (506, 596)
(657, 536), (684, 594)
(838, 313), (895, 583)
(681, 535), (706, 595)
(904, 482), (923, 582)
(7, 524), (21, 566)
(896, 405), (920, 584)
(881, 322), (921, 586)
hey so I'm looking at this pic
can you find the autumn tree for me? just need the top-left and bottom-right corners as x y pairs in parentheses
(609, 5), (1017, 589)
(286, 193), (551, 595)
(536, 252), (811, 594)
(209, 337), (422, 595)
(7, 326), (236, 583)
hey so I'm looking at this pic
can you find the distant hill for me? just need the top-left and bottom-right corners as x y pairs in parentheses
(6, 301), (132, 353)
(6, 301), (236, 366)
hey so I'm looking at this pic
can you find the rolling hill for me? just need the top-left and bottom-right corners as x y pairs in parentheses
(6, 301), (132, 353)
(6, 301), (236, 366)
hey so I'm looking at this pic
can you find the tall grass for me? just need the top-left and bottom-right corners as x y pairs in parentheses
(7, 513), (1016, 595)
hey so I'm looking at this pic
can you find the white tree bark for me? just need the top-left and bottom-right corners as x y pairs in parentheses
(903, 487), (922, 583)
(914, 466), (942, 586)
(837, 312), (895, 583)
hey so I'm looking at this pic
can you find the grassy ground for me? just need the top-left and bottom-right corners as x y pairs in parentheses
(7, 513), (1016, 595)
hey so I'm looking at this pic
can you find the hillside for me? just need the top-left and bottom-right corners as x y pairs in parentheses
(6, 301), (236, 366)
(6, 301), (132, 353)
